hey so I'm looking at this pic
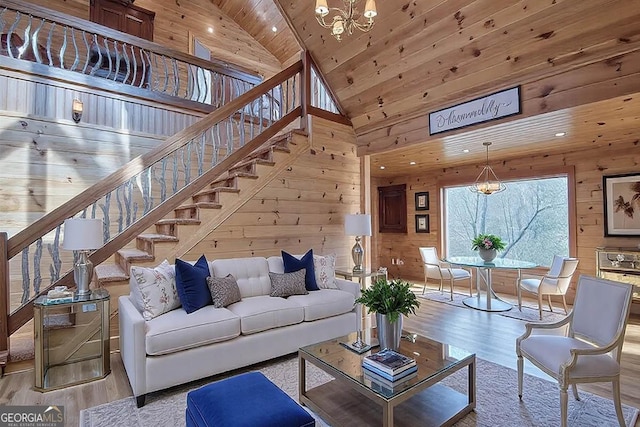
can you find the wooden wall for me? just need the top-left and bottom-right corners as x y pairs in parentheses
(0, 73), (202, 237)
(186, 116), (361, 266)
(371, 139), (640, 303)
(26, 0), (283, 77)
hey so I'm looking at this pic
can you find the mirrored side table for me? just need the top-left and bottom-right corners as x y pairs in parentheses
(34, 288), (110, 391)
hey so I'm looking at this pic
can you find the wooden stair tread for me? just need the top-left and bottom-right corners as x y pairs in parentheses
(137, 233), (179, 242)
(95, 264), (129, 282)
(204, 187), (241, 193)
(118, 248), (154, 260)
(233, 158), (275, 170)
(177, 202), (223, 210)
(156, 218), (201, 225)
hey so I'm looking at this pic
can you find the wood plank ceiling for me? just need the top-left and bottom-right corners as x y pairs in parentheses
(211, 0), (301, 64)
(273, 0), (640, 177)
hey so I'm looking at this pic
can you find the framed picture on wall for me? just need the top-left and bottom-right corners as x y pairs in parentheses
(415, 192), (429, 211)
(415, 215), (430, 233)
(603, 173), (640, 236)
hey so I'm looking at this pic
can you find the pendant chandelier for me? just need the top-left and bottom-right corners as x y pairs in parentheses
(469, 142), (506, 195)
(314, 0), (378, 41)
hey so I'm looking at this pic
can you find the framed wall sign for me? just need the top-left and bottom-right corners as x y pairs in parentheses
(429, 86), (521, 135)
(415, 215), (429, 233)
(603, 173), (640, 236)
(415, 192), (429, 211)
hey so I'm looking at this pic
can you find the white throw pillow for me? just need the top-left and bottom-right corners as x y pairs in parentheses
(130, 260), (180, 320)
(313, 253), (338, 289)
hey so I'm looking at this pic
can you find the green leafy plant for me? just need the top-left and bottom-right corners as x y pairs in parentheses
(355, 278), (420, 323)
(471, 234), (506, 251)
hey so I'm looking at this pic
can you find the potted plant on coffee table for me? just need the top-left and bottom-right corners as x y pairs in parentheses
(355, 278), (420, 351)
(471, 233), (506, 262)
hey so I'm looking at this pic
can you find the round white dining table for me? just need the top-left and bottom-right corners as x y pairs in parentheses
(445, 256), (538, 312)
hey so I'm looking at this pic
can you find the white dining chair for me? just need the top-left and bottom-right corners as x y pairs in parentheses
(517, 255), (579, 320)
(516, 275), (633, 427)
(419, 247), (472, 300)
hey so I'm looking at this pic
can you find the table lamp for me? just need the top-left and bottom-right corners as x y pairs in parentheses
(63, 218), (103, 300)
(344, 213), (372, 273)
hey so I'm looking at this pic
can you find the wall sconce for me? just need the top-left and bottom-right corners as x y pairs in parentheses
(72, 99), (83, 123)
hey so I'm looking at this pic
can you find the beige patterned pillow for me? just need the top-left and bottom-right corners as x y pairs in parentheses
(206, 274), (242, 308)
(313, 253), (338, 289)
(269, 269), (308, 297)
(130, 260), (180, 320)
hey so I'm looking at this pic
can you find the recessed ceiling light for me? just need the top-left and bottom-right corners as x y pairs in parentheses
(272, 26), (278, 32)
(409, 161), (416, 165)
(555, 132), (566, 137)
(207, 27), (213, 34)
(380, 166), (385, 170)
(462, 149), (470, 153)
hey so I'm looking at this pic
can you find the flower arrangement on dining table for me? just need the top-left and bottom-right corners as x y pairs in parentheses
(471, 234), (506, 252)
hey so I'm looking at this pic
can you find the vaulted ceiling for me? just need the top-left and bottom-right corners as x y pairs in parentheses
(228, 0), (640, 177)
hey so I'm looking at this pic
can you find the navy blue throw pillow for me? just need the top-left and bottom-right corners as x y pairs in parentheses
(175, 255), (212, 313)
(282, 249), (319, 291)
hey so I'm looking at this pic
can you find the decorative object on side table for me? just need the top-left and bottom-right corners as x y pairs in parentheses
(344, 213), (372, 273)
(355, 278), (420, 351)
(63, 218), (103, 300)
(471, 233), (506, 263)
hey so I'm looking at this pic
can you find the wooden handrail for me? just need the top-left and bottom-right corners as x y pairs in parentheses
(6, 60), (303, 259)
(0, 0), (262, 84)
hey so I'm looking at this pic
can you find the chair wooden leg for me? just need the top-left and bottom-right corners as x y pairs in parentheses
(517, 356), (524, 399)
(517, 282), (522, 311)
(571, 384), (580, 401)
(612, 378), (626, 427)
(449, 279), (454, 301)
(547, 295), (554, 312)
(468, 276), (473, 296)
(560, 387), (569, 427)
(561, 295), (569, 314)
(538, 293), (544, 320)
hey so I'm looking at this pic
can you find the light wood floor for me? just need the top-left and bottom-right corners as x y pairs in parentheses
(1, 288), (639, 427)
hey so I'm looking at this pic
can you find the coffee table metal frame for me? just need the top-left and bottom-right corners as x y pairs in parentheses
(298, 331), (476, 427)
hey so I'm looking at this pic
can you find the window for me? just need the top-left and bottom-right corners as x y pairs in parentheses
(443, 176), (570, 267)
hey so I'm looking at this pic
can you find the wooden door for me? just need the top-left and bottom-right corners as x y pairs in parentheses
(90, 0), (155, 41)
(378, 184), (407, 233)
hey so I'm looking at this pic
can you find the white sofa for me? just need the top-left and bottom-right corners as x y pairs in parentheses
(119, 255), (359, 407)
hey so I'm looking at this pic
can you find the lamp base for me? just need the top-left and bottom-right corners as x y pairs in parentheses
(351, 236), (364, 274)
(339, 331), (379, 354)
(74, 251), (94, 301)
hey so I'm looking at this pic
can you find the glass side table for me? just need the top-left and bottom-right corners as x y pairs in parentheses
(334, 268), (388, 353)
(33, 288), (110, 391)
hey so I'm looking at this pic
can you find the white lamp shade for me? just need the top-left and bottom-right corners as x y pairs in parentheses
(344, 214), (372, 236)
(364, 0), (377, 18)
(63, 218), (103, 250)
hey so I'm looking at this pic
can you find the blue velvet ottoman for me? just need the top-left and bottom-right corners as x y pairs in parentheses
(185, 371), (315, 427)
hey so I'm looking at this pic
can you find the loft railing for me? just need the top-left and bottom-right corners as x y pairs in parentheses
(0, 61), (303, 351)
(310, 66), (339, 114)
(0, 0), (262, 109)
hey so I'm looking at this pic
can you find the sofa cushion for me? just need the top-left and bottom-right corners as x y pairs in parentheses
(175, 255), (211, 314)
(313, 253), (339, 289)
(129, 260), (180, 320)
(207, 274), (242, 308)
(226, 295), (304, 335)
(210, 257), (271, 298)
(288, 289), (356, 321)
(283, 250), (319, 291)
(145, 305), (240, 355)
(269, 270), (308, 298)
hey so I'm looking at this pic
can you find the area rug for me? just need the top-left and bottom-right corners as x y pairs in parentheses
(80, 356), (639, 427)
(419, 291), (568, 323)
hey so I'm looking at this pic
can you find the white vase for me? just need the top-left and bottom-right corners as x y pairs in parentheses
(478, 248), (497, 262)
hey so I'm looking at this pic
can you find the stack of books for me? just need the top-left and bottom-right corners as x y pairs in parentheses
(362, 349), (417, 392)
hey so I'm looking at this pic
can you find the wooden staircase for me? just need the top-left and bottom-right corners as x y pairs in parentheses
(94, 130), (309, 290)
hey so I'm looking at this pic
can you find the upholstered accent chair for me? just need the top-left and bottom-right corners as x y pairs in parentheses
(517, 255), (580, 320)
(419, 247), (472, 301)
(516, 275), (634, 427)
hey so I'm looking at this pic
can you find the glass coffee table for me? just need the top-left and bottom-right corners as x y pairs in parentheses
(299, 330), (475, 427)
